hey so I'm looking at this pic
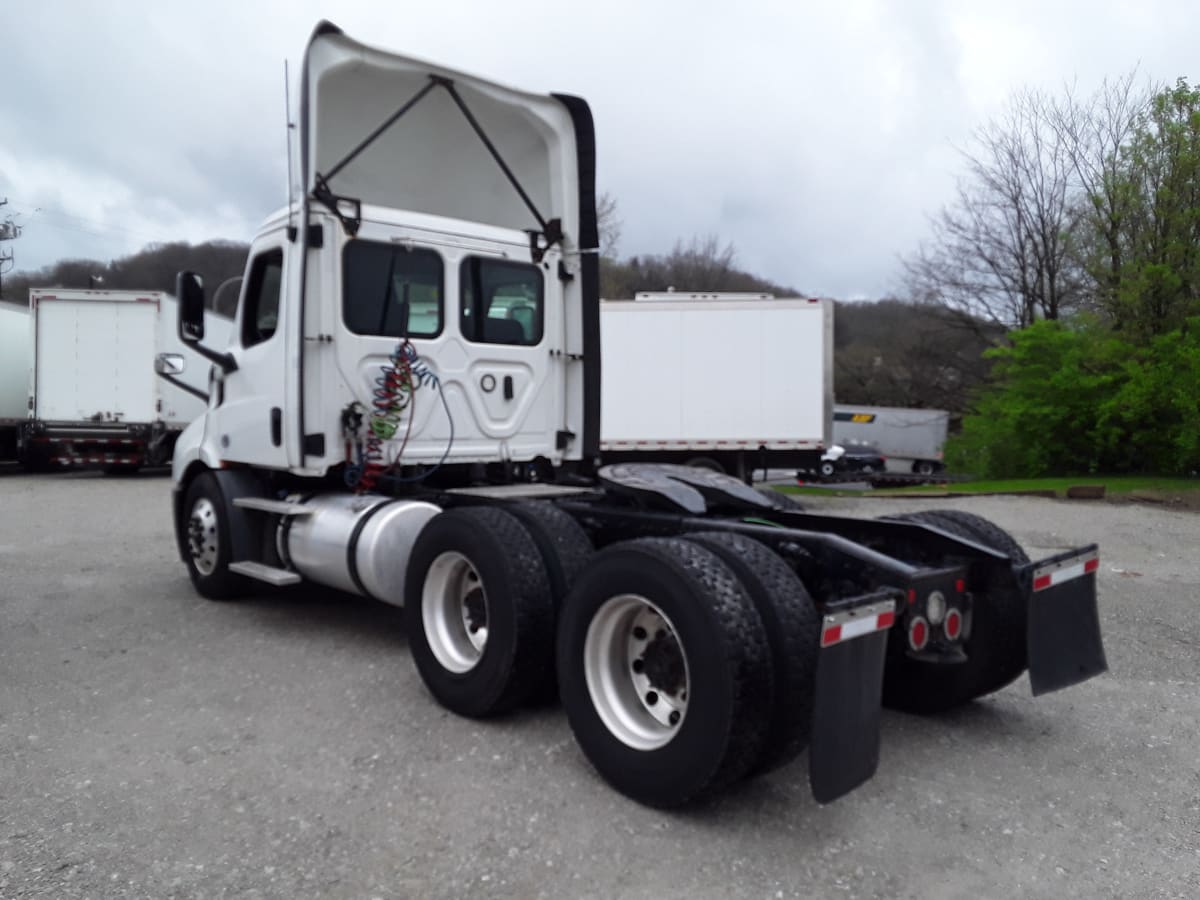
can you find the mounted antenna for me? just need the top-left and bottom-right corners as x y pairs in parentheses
(284, 60), (297, 242)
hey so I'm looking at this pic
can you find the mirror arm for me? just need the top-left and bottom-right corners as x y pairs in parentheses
(155, 370), (210, 402)
(185, 341), (239, 374)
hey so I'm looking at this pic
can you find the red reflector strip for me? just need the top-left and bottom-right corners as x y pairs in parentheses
(1032, 551), (1100, 592)
(820, 624), (842, 648)
(820, 600), (896, 648)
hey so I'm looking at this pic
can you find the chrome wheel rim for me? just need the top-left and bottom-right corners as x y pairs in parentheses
(583, 594), (690, 751)
(187, 497), (219, 576)
(422, 551), (488, 673)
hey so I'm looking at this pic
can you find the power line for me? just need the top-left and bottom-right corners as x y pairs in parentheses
(5, 200), (171, 242)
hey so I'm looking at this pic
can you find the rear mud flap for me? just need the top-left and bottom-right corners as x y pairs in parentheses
(1023, 546), (1107, 696)
(809, 597), (893, 804)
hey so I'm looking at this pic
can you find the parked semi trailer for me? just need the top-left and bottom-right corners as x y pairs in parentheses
(833, 404), (950, 475)
(168, 21), (1107, 808)
(600, 292), (829, 481)
(19, 289), (230, 471)
(0, 302), (31, 460)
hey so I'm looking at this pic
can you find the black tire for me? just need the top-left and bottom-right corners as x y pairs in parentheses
(503, 501), (593, 606)
(503, 500), (593, 703)
(684, 456), (725, 474)
(683, 532), (820, 775)
(912, 460), (937, 476)
(405, 507), (554, 718)
(818, 460), (836, 478)
(557, 537), (773, 807)
(181, 471), (252, 601)
(879, 509), (1029, 713)
(754, 485), (805, 511)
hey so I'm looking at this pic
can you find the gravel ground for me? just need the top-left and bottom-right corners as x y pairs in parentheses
(1, 472), (1198, 899)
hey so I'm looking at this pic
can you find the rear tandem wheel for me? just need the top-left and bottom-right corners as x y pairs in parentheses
(682, 532), (820, 775)
(556, 537), (774, 807)
(405, 506), (555, 717)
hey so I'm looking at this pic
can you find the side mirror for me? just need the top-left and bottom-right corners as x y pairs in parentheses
(174, 270), (239, 375)
(155, 353), (186, 375)
(177, 271), (206, 342)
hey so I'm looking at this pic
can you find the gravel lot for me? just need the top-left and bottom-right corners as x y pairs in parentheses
(2, 472), (1198, 899)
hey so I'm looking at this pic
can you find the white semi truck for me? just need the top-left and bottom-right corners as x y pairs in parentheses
(599, 293), (829, 481)
(833, 404), (950, 475)
(16, 289), (231, 471)
(168, 21), (1107, 809)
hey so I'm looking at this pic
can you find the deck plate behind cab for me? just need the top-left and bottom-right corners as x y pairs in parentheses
(597, 463), (772, 514)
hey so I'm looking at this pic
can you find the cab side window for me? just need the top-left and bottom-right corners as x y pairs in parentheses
(241, 249), (284, 348)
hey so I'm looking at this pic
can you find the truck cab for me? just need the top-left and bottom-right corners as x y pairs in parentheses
(173, 21), (599, 488)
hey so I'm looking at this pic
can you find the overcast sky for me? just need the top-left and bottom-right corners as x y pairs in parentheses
(2, 0), (1197, 299)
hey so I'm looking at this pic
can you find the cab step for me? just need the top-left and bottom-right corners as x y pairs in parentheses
(229, 561), (303, 586)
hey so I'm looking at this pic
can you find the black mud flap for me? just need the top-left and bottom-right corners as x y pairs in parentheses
(1022, 545), (1107, 696)
(809, 595), (894, 804)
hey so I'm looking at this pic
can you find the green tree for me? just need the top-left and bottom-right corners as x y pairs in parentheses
(948, 318), (1200, 477)
(946, 320), (1130, 476)
(1107, 79), (1200, 335)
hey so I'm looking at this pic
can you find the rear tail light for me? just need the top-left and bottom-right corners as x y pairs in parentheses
(944, 608), (963, 641)
(908, 617), (929, 651)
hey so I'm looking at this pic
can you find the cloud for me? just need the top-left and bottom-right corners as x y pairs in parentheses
(3, 0), (1198, 298)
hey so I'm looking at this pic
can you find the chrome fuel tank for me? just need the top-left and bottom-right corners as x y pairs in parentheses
(285, 494), (441, 605)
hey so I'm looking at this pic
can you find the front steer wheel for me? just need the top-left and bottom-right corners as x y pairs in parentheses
(181, 472), (251, 601)
(405, 507), (555, 718)
(557, 537), (773, 807)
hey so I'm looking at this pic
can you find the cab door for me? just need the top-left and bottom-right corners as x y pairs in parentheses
(208, 236), (291, 468)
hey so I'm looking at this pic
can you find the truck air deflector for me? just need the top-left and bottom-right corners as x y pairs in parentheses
(301, 27), (579, 258)
(809, 591), (893, 804)
(1021, 545), (1107, 695)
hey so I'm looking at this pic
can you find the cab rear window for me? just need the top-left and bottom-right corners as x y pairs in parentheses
(343, 241), (443, 338)
(460, 257), (543, 345)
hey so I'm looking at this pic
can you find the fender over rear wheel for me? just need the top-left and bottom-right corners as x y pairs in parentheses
(557, 537), (773, 807)
(405, 506), (554, 717)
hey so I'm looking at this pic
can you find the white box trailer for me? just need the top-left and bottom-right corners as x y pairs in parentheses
(832, 404), (949, 475)
(20, 289), (231, 470)
(0, 302), (31, 459)
(600, 294), (831, 479)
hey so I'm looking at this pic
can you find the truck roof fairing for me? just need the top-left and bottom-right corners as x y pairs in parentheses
(299, 21), (592, 256)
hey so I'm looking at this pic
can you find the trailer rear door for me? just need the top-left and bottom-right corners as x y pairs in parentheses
(34, 294), (159, 423)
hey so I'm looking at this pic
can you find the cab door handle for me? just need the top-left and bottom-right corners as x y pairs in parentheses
(503, 376), (514, 400)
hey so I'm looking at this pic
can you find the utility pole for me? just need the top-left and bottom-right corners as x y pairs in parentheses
(0, 198), (21, 300)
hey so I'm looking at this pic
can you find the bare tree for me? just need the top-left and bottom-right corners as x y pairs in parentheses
(596, 191), (622, 258)
(905, 89), (1083, 328)
(1052, 72), (1152, 315)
